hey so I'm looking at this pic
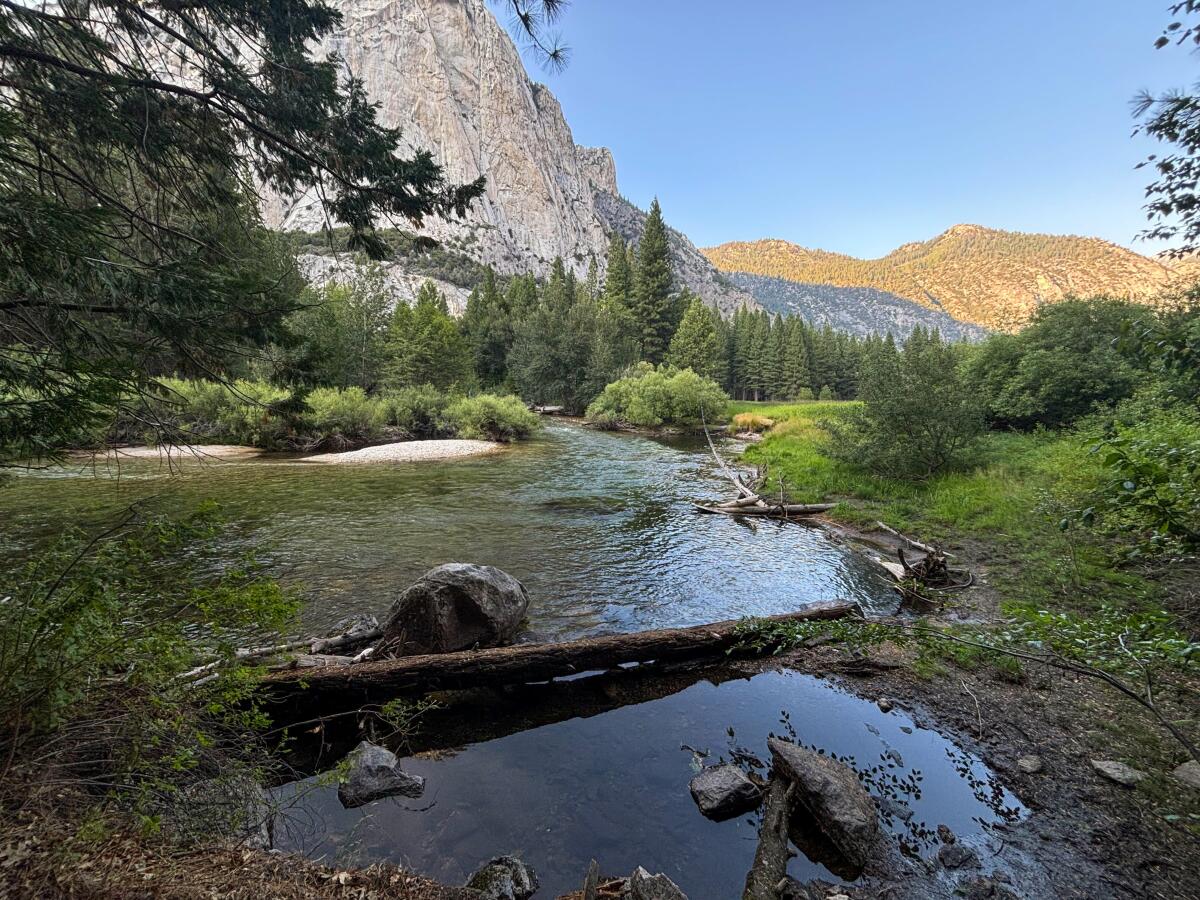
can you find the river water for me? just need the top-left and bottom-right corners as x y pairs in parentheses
(0, 422), (898, 639)
(2, 423), (1035, 895)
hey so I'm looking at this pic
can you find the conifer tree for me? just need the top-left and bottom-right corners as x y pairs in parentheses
(632, 199), (675, 363)
(667, 297), (728, 384)
(461, 267), (512, 387)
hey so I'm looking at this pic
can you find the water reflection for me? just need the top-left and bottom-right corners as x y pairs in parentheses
(274, 670), (1025, 898)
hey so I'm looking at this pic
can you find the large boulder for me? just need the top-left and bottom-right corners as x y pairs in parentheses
(381, 564), (529, 656)
(688, 764), (762, 820)
(768, 738), (881, 871)
(465, 856), (539, 900)
(337, 741), (425, 809)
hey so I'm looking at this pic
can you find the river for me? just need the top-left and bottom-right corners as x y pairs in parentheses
(0, 422), (898, 639)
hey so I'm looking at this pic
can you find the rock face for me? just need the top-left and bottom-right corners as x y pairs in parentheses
(768, 737), (880, 870)
(263, 0), (754, 317)
(337, 740), (425, 808)
(465, 856), (539, 900)
(381, 563), (529, 655)
(688, 764), (762, 820)
(1173, 760), (1200, 790)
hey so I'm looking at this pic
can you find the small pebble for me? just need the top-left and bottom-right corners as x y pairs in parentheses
(877, 697), (894, 713)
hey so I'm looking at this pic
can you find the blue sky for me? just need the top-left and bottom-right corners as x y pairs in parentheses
(521, 1), (1197, 258)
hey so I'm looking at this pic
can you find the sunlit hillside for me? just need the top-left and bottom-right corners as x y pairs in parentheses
(705, 224), (1184, 330)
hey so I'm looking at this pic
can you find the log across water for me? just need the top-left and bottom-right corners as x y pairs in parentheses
(260, 601), (860, 711)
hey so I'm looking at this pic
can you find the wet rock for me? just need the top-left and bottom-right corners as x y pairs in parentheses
(337, 741), (425, 809)
(876, 697), (894, 713)
(628, 866), (687, 900)
(1017, 755), (1043, 775)
(465, 856), (539, 900)
(937, 824), (956, 844)
(1173, 760), (1200, 790)
(1090, 759), (1146, 787)
(768, 737), (880, 870)
(961, 876), (1019, 900)
(688, 764), (762, 820)
(381, 563), (529, 655)
(937, 842), (981, 870)
(877, 795), (914, 823)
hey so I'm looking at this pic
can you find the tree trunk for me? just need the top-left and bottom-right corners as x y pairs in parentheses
(260, 602), (860, 710)
(742, 775), (795, 900)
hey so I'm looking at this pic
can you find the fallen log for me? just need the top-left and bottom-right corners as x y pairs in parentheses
(259, 601), (860, 708)
(692, 502), (835, 517)
(742, 775), (795, 900)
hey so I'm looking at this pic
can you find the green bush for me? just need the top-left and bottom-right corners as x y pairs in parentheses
(153, 378), (294, 449)
(444, 394), (540, 441)
(585, 364), (730, 428)
(818, 385), (836, 401)
(827, 329), (983, 480)
(381, 384), (451, 437)
(1082, 405), (1200, 557)
(963, 299), (1141, 430)
(301, 386), (387, 448)
(0, 506), (297, 837)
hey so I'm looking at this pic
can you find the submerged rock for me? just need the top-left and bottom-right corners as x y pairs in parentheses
(768, 737), (880, 870)
(688, 764), (762, 820)
(465, 856), (539, 900)
(1090, 759), (1146, 787)
(628, 866), (688, 900)
(937, 842), (981, 870)
(381, 563), (529, 655)
(337, 741), (425, 809)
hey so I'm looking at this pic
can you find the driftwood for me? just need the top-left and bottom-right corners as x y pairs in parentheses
(699, 417), (835, 522)
(693, 502), (835, 518)
(742, 775), (795, 900)
(873, 520), (955, 559)
(260, 602), (860, 708)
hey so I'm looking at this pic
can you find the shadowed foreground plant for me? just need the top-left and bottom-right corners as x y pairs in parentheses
(0, 503), (299, 843)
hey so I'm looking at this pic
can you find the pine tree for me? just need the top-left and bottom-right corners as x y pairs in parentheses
(387, 281), (472, 390)
(667, 298), (728, 384)
(632, 199), (674, 363)
(461, 267), (512, 388)
(603, 232), (632, 309)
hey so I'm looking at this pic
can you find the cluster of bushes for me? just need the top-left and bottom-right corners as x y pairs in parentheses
(140, 379), (539, 449)
(585, 364), (729, 429)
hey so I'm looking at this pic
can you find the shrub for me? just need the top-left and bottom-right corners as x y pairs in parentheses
(585, 364), (729, 428)
(827, 329), (983, 479)
(149, 378), (294, 449)
(301, 386), (387, 448)
(1082, 405), (1200, 558)
(444, 394), (540, 441)
(963, 298), (1141, 430)
(380, 384), (451, 437)
(794, 387), (816, 401)
(818, 385), (836, 401)
(0, 506), (297, 840)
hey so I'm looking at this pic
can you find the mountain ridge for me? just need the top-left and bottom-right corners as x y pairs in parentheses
(704, 224), (1180, 330)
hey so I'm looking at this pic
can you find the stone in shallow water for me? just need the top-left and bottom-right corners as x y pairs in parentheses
(381, 563), (529, 655)
(628, 866), (688, 900)
(1090, 759), (1146, 787)
(337, 741), (425, 809)
(937, 842), (981, 870)
(768, 737), (881, 870)
(465, 856), (539, 900)
(688, 764), (762, 820)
